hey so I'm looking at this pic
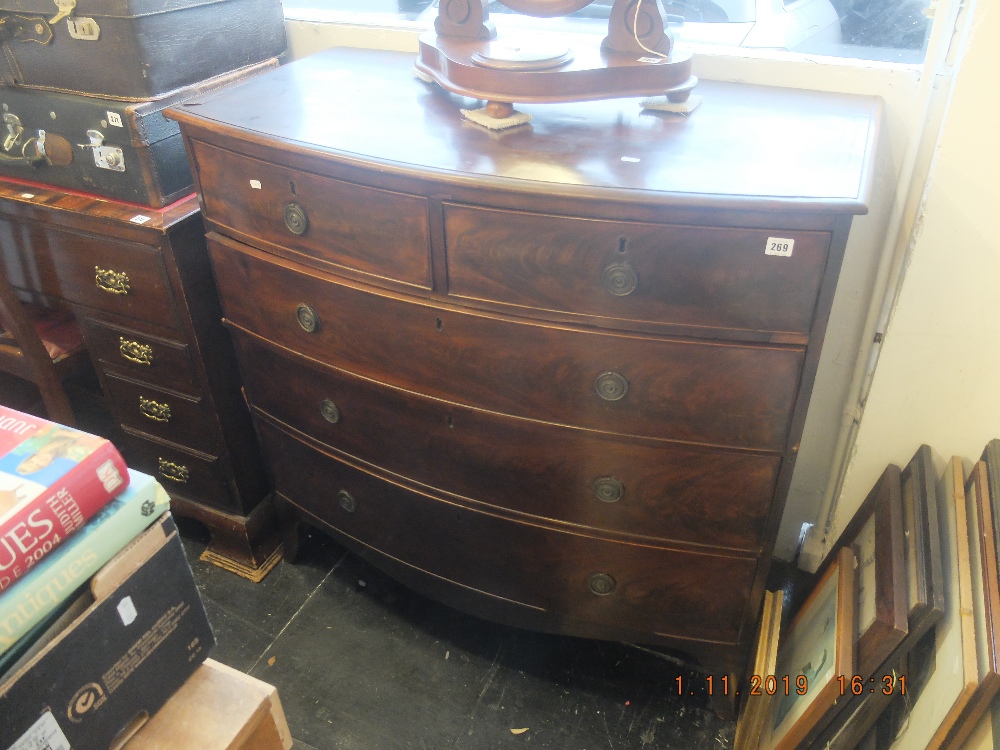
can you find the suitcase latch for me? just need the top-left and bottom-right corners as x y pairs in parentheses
(3, 114), (22, 151)
(80, 129), (124, 172)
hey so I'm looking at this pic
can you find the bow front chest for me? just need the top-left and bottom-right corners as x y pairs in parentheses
(167, 48), (880, 680)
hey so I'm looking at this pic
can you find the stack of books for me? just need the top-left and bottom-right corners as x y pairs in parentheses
(0, 404), (216, 749)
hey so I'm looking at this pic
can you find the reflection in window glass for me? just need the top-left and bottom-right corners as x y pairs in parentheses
(281, 0), (932, 63)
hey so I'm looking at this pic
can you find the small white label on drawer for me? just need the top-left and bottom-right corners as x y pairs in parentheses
(117, 595), (137, 626)
(250, 179), (262, 189)
(8, 710), (71, 750)
(107, 111), (123, 127)
(620, 156), (640, 163)
(637, 57), (662, 63)
(765, 237), (795, 257)
(130, 214), (151, 225)
(19, 193), (34, 199)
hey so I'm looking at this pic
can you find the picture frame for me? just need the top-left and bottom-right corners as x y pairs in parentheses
(734, 589), (783, 750)
(981, 439), (1000, 567)
(819, 464), (909, 678)
(880, 456), (977, 750)
(811, 446), (946, 749)
(934, 459), (1000, 749)
(766, 546), (855, 750)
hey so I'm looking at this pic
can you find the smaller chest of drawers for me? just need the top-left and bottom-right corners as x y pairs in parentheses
(0, 184), (277, 579)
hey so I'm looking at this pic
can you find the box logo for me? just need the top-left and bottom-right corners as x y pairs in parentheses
(67, 682), (106, 722)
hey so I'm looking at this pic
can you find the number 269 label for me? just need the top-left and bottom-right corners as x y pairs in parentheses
(765, 237), (795, 257)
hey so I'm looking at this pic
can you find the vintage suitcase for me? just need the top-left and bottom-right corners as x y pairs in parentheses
(0, 58), (276, 206)
(0, 0), (285, 99)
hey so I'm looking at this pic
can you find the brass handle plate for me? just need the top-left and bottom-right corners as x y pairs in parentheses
(139, 396), (171, 422)
(95, 266), (130, 295)
(119, 337), (153, 365)
(284, 203), (309, 235)
(592, 477), (624, 503)
(320, 398), (340, 424)
(594, 371), (629, 401)
(337, 489), (357, 513)
(601, 263), (638, 297)
(588, 573), (616, 596)
(158, 458), (189, 483)
(296, 303), (319, 333)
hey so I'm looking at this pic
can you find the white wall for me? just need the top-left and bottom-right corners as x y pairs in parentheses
(830, 0), (1000, 543)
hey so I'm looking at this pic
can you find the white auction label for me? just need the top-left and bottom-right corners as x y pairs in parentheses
(129, 214), (151, 225)
(250, 180), (262, 190)
(19, 193), (34, 199)
(107, 111), (123, 127)
(117, 595), (137, 626)
(765, 237), (795, 257)
(8, 711), (71, 750)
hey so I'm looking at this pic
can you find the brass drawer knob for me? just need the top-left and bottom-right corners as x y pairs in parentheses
(588, 573), (617, 596)
(284, 203), (309, 235)
(592, 477), (624, 503)
(601, 263), (638, 297)
(158, 458), (189, 484)
(337, 489), (357, 513)
(95, 266), (130, 295)
(139, 396), (171, 422)
(594, 371), (629, 401)
(320, 398), (340, 424)
(119, 337), (153, 365)
(296, 303), (319, 333)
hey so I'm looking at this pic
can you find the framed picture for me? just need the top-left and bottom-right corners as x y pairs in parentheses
(812, 447), (946, 749)
(982, 439), (1000, 568)
(934, 459), (1000, 749)
(819, 464), (908, 678)
(766, 546), (854, 750)
(734, 589), (783, 750)
(881, 456), (976, 750)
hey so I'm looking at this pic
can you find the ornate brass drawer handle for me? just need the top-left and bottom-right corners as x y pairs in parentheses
(588, 573), (616, 596)
(592, 477), (624, 503)
(139, 396), (171, 422)
(284, 203), (309, 235)
(158, 458), (189, 484)
(594, 371), (629, 401)
(296, 303), (319, 333)
(95, 266), (130, 295)
(320, 398), (340, 424)
(337, 489), (357, 513)
(119, 337), (153, 365)
(601, 262), (638, 297)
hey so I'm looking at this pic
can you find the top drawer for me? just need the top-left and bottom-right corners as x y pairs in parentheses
(0, 218), (177, 329)
(189, 140), (433, 290)
(444, 205), (831, 337)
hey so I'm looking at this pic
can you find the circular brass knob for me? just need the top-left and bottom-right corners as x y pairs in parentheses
(588, 573), (616, 596)
(296, 303), (319, 333)
(592, 477), (624, 503)
(337, 490), (357, 513)
(601, 263), (638, 297)
(320, 399), (340, 424)
(284, 203), (309, 235)
(594, 371), (629, 401)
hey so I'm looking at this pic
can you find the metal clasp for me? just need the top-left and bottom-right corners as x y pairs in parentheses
(79, 129), (125, 172)
(2, 114), (22, 151)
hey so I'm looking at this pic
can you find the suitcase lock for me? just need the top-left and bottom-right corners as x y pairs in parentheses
(80, 129), (124, 172)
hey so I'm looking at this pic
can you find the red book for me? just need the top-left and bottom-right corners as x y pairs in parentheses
(0, 406), (129, 592)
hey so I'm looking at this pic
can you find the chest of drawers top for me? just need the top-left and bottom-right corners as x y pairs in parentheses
(167, 47), (879, 215)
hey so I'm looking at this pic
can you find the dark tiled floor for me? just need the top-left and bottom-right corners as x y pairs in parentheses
(177, 520), (739, 750)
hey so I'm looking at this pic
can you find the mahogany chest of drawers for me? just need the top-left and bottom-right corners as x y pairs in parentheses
(168, 48), (881, 679)
(0, 184), (277, 579)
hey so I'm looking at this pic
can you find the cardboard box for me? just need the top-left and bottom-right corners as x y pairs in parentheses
(123, 659), (293, 750)
(0, 513), (215, 750)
